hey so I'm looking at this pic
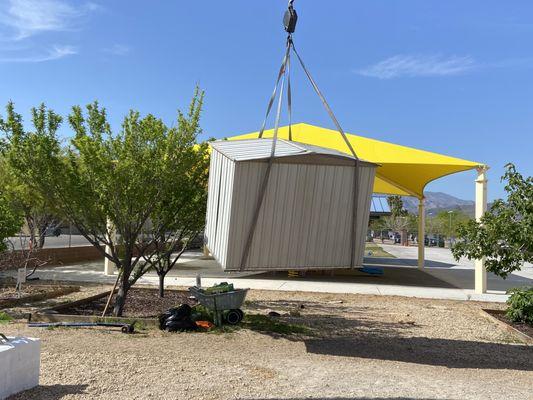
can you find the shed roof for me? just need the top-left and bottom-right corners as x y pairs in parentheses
(211, 138), (366, 163)
(228, 123), (485, 198)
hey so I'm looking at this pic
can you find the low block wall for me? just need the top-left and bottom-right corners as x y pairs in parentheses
(0, 336), (40, 399)
(11, 238), (202, 268)
(35, 246), (104, 265)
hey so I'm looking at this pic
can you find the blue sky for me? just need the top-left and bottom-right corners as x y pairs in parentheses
(0, 0), (532, 201)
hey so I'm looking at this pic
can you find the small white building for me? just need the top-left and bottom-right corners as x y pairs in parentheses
(204, 138), (377, 271)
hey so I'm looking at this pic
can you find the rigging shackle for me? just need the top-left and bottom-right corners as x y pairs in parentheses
(283, 0), (298, 34)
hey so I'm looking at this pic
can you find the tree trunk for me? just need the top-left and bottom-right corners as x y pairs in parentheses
(401, 229), (408, 246)
(113, 254), (132, 317)
(158, 273), (165, 298)
(25, 215), (37, 250)
(113, 280), (128, 317)
(38, 229), (46, 249)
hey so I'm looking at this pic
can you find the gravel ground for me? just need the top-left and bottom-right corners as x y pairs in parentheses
(2, 289), (532, 400)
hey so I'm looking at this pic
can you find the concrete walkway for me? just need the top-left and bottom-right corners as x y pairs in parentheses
(9, 244), (532, 303)
(379, 243), (533, 293)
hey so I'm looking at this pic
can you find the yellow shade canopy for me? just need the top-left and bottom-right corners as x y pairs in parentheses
(228, 123), (485, 199)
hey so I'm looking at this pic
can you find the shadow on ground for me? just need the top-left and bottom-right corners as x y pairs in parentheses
(304, 335), (533, 370)
(168, 257), (459, 289)
(245, 267), (457, 289)
(7, 384), (88, 400)
(365, 256), (456, 268)
(244, 299), (533, 371)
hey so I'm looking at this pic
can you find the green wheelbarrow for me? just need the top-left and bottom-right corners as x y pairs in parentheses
(189, 286), (248, 326)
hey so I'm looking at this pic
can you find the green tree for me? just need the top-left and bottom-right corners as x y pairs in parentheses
(131, 97), (210, 297)
(0, 103), (62, 250)
(387, 195), (408, 217)
(406, 213), (419, 235)
(425, 215), (444, 237)
(382, 214), (409, 234)
(452, 164), (532, 278)
(0, 192), (22, 253)
(386, 196), (409, 244)
(369, 217), (389, 242)
(6, 89), (209, 315)
(435, 210), (471, 239)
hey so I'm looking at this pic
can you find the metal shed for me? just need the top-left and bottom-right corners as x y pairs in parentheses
(204, 138), (377, 271)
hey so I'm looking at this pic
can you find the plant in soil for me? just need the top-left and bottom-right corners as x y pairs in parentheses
(452, 164), (532, 278)
(190, 304), (213, 322)
(0, 311), (13, 324)
(2, 88), (210, 316)
(506, 287), (533, 325)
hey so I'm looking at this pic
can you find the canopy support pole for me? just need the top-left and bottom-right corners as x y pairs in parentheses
(104, 219), (116, 276)
(474, 167), (488, 294)
(417, 198), (425, 270)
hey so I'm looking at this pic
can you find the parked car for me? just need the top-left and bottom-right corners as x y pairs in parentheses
(393, 233), (401, 244)
(44, 227), (61, 237)
(424, 235), (445, 247)
(424, 236), (436, 246)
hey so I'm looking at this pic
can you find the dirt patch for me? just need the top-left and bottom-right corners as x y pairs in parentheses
(485, 308), (533, 340)
(0, 285), (53, 300)
(0, 283), (79, 308)
(2, 288), (532, 400)
(58, 288), (196, 318)
(1, 281), (110, 317)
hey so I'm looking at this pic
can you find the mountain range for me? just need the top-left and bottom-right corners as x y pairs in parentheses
(401, 192), (476, 215)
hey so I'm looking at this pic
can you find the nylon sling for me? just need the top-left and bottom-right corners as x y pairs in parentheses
(240, 1), (361, 270)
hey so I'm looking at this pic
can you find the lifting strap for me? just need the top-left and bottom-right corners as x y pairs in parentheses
(258, 42), (291, 140)
(286, 40), (293, 141)
(241, 39), (291, 270)
(291, 43), (358, 160)
(241, 1), (360, 270)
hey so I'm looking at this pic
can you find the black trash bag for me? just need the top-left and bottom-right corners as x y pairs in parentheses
(165, 318), (198, 332)
(158, 304), (196, 332)
(170, 304), (192, 319)
(158, 312), (172, 330)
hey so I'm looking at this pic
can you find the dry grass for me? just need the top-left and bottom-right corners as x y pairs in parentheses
(364, 242), (394, 258)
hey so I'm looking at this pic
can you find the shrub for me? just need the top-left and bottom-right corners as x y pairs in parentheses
(0, 311), (13, 324)
(506, 287), (533, 325)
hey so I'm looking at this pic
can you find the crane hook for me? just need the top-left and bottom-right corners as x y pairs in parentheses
(283, 0), (298, 34)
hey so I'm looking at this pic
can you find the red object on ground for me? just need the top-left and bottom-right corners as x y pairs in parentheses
(195, 320), (214, 330)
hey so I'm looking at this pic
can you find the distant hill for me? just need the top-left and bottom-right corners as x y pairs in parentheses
(402, 192), (475, 216)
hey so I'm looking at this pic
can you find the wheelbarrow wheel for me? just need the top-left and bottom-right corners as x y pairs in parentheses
(225, 309), (242, 325)
(121, 325), (134, 334)
(236, 309), (244, 321)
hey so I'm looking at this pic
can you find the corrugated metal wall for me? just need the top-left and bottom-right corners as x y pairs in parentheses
(204, 150), (235, 268)
(205, 148), (376, 271)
